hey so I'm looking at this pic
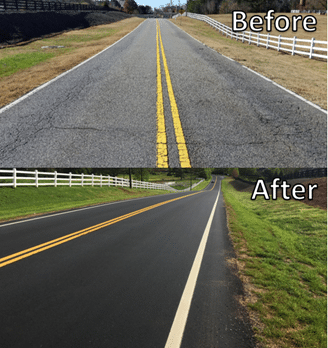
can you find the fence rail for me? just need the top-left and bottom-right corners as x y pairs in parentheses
(0, 169), (176, 190)
(174, 12), (327, 60)
(0, 0), (115, 12)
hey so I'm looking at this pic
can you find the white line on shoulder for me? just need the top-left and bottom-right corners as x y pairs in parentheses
(164, 181), (221, 348)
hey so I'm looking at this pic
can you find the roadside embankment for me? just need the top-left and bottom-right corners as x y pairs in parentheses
(0, 185), (171, 222)
(222, 178), (327, 348)
(0, 11), (132, 46)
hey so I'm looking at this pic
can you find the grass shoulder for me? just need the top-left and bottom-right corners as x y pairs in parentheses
(0, 185), (170, 222)
(221, 178), (327, 348)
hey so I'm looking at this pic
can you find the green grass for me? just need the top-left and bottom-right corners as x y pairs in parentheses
(0, 176), (211, 222)
(0, 186), (171, 222)
(0, 51), (55, 78)
(192, 178), (211, 191)
(222, 178), (327, 348)
(0, 25), (122, 79)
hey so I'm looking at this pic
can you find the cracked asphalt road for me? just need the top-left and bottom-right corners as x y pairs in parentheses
(0, 19), (326, 167)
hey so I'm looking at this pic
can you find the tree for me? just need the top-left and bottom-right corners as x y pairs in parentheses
(231, 168), (239, 179)
(194, 168), (212, 179)
(123, 0), (138, 13)
(138, 5), (152, 13)
(133, 169), (150, 181)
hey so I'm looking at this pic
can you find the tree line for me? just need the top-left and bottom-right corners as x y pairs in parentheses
(13, 168), (325, 183)
(101, 0), (153, 14)
(186, 0), (326, 15)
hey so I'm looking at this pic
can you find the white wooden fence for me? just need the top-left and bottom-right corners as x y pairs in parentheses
(174, 12), (327, 59)
(0, 169), (174, 191)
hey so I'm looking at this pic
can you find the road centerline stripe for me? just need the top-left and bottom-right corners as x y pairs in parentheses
(157, 20), (191, 168)
(0, 191), (202, 268)
(156, 21), (169, 168)
(164, 181), (221, 348)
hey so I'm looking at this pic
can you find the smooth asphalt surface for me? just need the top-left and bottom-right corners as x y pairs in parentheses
(0, 176), (257, 347)
(0, 18), (326, 167)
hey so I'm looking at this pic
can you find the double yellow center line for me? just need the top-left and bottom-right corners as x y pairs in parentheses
(0, 191), (201, 268)
(156, 20), (191, 168)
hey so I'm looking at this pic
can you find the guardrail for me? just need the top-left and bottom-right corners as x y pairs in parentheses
(0, 169), (175, 190)
(0, 0), (115, 12)
(174, 12), (327, 60)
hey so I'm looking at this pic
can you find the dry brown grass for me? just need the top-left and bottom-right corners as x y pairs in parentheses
(209, 13), (327, 41)
(170, 16), (327, 109)
(0, 17), (144, 108)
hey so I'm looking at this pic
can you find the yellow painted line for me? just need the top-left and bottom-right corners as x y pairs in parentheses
(158, 22), (191, 168)
(156, 21), (168, 168)
(209, 176), (218, 191)
(0, 191), (202, 268)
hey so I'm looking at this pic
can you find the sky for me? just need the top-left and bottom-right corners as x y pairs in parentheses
(136, 0), (186, 9)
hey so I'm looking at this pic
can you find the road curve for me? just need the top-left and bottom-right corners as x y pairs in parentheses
(0, 19), (326, 167)
(0, 176), (257, 347)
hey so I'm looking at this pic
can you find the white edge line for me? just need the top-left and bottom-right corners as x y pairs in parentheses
(169, 20), (327, 115)
(164, 182), (221, 348)
(0, 19), (147, 115)
(0, 187), (202, 228)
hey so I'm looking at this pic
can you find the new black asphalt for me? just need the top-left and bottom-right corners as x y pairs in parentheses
(0, 19), (325, 167)
(0, 177), (257, 347)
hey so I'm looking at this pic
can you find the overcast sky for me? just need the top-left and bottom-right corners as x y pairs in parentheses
(137, 0), (185, 8)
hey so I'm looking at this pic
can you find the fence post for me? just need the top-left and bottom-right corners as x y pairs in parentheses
(54, 171), (57, 187)
(3, 0), (6, 10)
(266, 33), (270, 49)
(35, 169), (38, 188)
(15, 0), (18, 10)
(13, 168), (16, 188)
(69, 172), (72, 187)
(309, 37), (314, 59)
(92, 174), (94, 187)
(277, 35), (281, 52)
(100, 174), (102, 187)
(292, 36), (296, 55)
(249, 32), (252, 45)
(242, 31), (245, 43)
(257, 32), (260, 46)
(108, 175), (110, 187)
(81, 173), (84, 187)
